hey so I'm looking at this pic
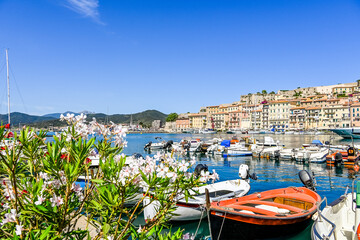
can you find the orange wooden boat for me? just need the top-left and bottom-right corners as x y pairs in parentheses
(326, 147), (359, 166)
(209, 186), (321, 239)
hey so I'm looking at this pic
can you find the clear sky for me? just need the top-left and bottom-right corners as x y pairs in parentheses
(0, 0), (360, 116)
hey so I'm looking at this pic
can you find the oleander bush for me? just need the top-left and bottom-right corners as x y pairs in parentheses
(0, 114), (210, 240)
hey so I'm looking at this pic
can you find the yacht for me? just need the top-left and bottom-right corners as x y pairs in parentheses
(330, 127), (360, 139)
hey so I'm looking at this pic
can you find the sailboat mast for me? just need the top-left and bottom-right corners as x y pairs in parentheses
(6, 49), (10, 126)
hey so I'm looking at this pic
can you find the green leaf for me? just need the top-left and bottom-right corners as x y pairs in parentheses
(91, 179), (105, 184)
(102, 223), (111, 235)
(35, 204), (48, 212)
(39, 226), (52, 240)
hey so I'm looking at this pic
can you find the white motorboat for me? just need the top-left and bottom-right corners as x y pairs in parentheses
(295, 147), (329, 163)
(312, 181), (360, 240)
(303, 140), (348, 152)
(256, 136), (284, 147)
(252, 146), (283, 159)
(144, 137), (172, 150)
(206, 143), (225, 155)
(224, 141), (252, 157)
(279, 148), (299, 160)
(199, 129), (217, 134)
(189, 139), (202, 152)
(284, 131), (295, 135)
(143, 164), (256, 222)
(224, 148), (252, 157)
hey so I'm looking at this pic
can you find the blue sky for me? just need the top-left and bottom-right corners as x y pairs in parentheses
(0, 0), (359, 116)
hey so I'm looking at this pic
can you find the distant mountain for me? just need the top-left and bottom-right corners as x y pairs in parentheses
(0, 112), (56, 126)
(42, 111), (79, 119)
(88, 110), (168, 126)
(28, 110), (168, 128)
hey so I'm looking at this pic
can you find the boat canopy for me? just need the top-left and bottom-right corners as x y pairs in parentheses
(311, 140), (323, 145)
(221, 140), (231, 147)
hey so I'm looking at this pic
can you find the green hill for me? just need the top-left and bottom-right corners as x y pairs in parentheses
(0, 112), (56, 127)
(26, 110), (168, 128)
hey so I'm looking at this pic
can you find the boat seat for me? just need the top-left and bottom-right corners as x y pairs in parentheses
(255, 205), (290, 215)
(232, 200), (307, 213)
(239, 210), (255, 214)
(228, 205), (280, 216)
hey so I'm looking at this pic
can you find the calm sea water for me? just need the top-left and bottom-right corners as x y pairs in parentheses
(122, 132), (358, 240)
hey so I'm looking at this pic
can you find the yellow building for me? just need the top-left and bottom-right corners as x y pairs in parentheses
(268, 100), (290, 131)
(188, 113), (207, 129)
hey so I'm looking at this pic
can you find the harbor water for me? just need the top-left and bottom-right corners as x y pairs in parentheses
(119, 132), (358, 240)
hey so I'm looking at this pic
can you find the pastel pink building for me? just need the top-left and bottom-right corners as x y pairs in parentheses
(175, 118), (189, 131)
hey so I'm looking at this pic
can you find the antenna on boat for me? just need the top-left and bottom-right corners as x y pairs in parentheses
(6, 49), (10, 128)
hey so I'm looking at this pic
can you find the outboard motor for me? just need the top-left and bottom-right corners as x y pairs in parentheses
(183, 143), (190, 151)
(194, 164), (208, 178)
(239, 164), (257, 181)
(163, 140), (173, 150)
(132, 153), (144, 159)
(298, 170), (316, 191)
(335, 152), (343, 165)
(144, 141), (152, 150)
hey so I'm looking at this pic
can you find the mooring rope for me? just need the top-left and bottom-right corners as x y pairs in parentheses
(217, 211), (227, 240)
(193, 207), (205, 238)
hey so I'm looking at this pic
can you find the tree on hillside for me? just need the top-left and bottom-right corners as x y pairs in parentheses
(269, 91), (275, 94)
(166, 113), (178, 122)
(262, 90), (267, 95)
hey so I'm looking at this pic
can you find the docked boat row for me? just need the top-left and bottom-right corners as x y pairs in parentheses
(143, 136), (360, 166)
(79, 149), (360, 240)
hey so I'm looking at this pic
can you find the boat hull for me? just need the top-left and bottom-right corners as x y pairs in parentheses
(210, 212), (312, 240)
(330, 128), (360, 139)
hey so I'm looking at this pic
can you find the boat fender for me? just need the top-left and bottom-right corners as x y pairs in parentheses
(298, 170), (316, 191)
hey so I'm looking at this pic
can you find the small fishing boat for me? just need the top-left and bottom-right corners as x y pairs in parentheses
(209, 170), (320, 240)
(326, 146), (360, 166)
(311, 180), (360, 240)
(143, 164), (256, 222)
